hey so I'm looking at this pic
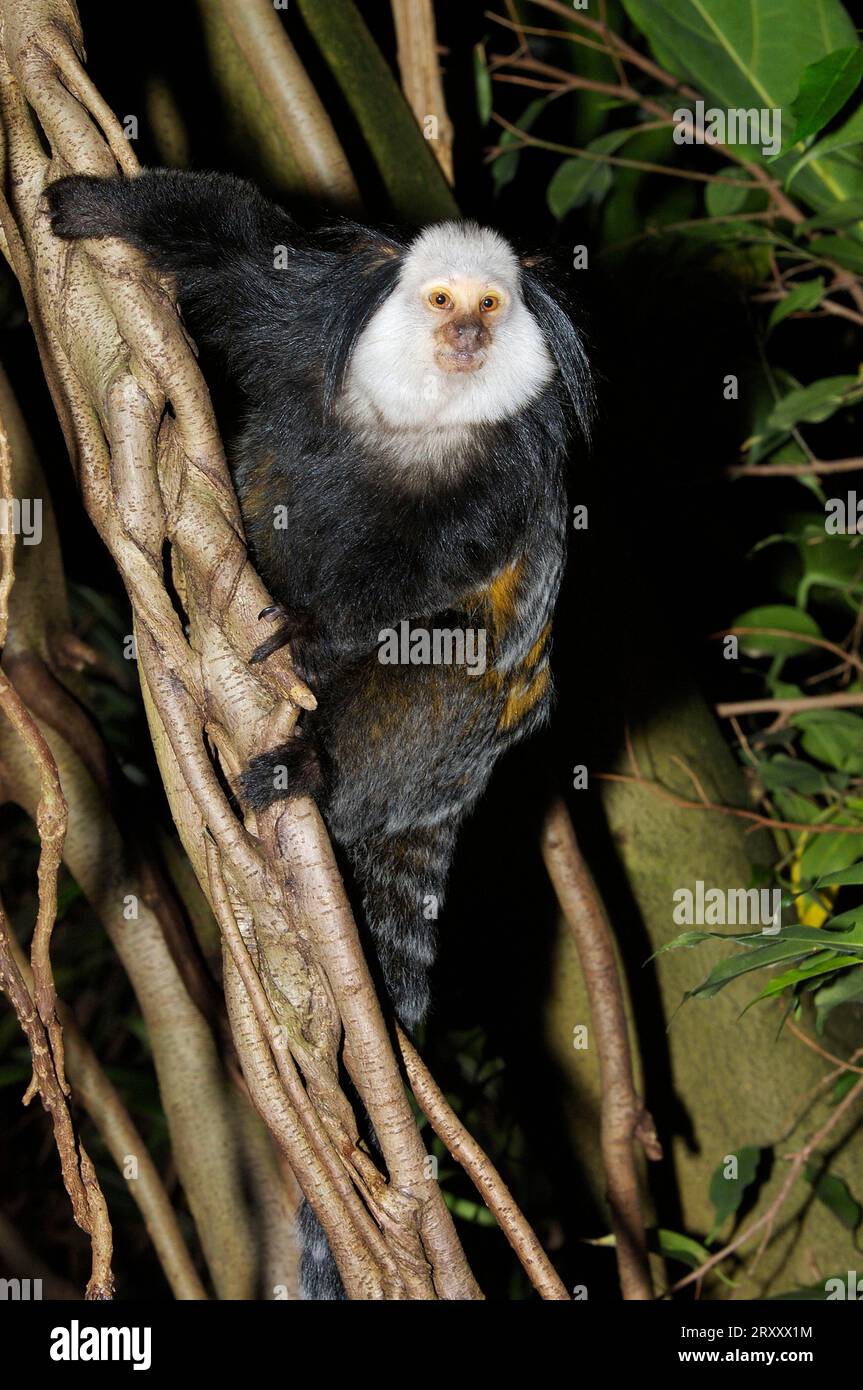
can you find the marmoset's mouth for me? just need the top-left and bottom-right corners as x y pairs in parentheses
(435, 347), (486, 373)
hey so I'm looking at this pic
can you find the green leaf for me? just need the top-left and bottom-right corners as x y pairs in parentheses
(798, 824), (863, 888)
(731, 604), (822, 656)
(705, 165), (755, 217)
(805, 1165), (862, 1231)
(773, 788), (820, 828)
(790, 528), (863, 610)
(833, 1071), (860, 1102)
(653, 1229), (736, 1286)
(750, 952), (863, 1003)
(785, 47), (863, 150)
(813, 965), (863, 1031)
(700, 916), (863, 948)
(685, 941), (825, 1001)
(621, 0), (863, 231)
(791, 710), (863, 774)
(655, 1228), (711, 1269)
(819, 906), (863, 932)
(767, 276), (825, 332)
(708, 1146), (761, 1241)
(546, 129), (638, 219)
(808, 234), (863, 274)
(547, 158), (609, 220)
(671, 919), (863, 951)
(473, 42), (492, 128)
(491, 97), (549, 194)
(652, 930), (715, 958)
(758, 755), (827, 796)
(812, 863), (863, 890)
(767, 375), (863, 430)
(783, 100), (863, 210)
(745, 368), (799, 465)
(797, 198), (863, 231)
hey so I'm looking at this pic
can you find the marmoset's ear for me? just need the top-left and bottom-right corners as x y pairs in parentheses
(321, 233), (405, 415)
(519, 257), (595, 443)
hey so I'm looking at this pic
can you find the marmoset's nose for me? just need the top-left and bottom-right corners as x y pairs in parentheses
(440, 315), (488, 350)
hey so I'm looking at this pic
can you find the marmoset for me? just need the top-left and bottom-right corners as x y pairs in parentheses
(47, 169), (593, 1297)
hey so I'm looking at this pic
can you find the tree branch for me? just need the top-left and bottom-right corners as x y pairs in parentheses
(397, 1024), (570, 1300)
(391, 0), (454, 183)
(540, 798), (660, 1301)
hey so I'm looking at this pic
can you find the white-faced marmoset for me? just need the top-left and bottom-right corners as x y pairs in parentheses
(46, 169), (594, 1297)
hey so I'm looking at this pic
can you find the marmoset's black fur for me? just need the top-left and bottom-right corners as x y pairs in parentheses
(47, 169), (593, 1299)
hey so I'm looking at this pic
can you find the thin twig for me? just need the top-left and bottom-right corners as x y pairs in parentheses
(397, 1024), (570, 1301)
(717, 692), (863, 717)
(783, 1016), (863, 1077)
(729, 456), (863, 478)
(595, 772), (863, 836)
(490, 114), (755, 188)
(787, 1045), (863, 1133)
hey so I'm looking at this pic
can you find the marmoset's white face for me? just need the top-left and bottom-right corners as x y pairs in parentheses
(343, 221), (555, 433)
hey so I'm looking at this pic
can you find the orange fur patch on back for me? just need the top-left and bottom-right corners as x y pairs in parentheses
(524, 622), (551, 670)
(498, 665), (550, 732)
(465, 558), (524, 639)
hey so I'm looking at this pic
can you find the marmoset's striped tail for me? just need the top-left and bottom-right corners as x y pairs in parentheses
(346, 819), (461, 1031)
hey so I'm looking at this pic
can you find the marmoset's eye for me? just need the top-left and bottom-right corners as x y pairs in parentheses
(479, 293), (500, 313)
(428, 289), (453, 309)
